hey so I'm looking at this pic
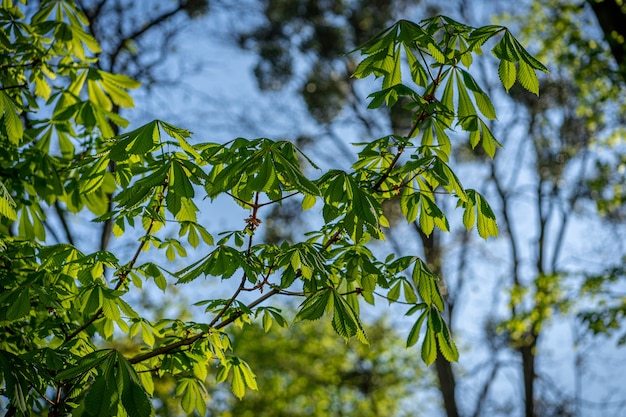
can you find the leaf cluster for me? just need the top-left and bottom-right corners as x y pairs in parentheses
(0, 4), (547, 416)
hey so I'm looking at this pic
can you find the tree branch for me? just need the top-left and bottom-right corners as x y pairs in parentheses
(108, 3), (187, 72)
(0, 84), (27, 91)
(129, 288), (281, 365)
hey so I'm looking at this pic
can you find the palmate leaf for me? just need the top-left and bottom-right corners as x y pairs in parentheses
(400, 187), (420, 223)
(331, 289), (368, 343)
(84, 370), (117, 417)
(492, 31), (548, 96)
(462, 189), (498, 238)
(175, 245), (252, 283)
(116, 352), (154, 417)
(169, 161), (195, 198)
(404, 44), (428, 87)
(108, 121), (160, 161)
(295, 288), (333, 322)
(270, 145), (320, 195)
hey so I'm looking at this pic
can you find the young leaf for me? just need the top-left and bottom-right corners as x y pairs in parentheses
(498, 59), (516, 92)
(407, 309), (428, 348)
(421, 326), (437, 365)
(295, 288), (333, 322)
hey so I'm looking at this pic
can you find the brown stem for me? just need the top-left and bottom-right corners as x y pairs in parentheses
(108, 3), (187, 73)
(372, 66), (444, 193)
(226, 191), (300, 209)
(129, 288), (281, 365)
(0, 84), (27, 91)
(54, 201), (74, 245)
(129, 228), (343, 365)
(372, 147), (404, 191)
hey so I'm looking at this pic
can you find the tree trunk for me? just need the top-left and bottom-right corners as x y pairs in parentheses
(519, 340), (537, 417)
(587, 0), (626, 82)
(418, 228), (460, 417)
(436, 352), (460, 417)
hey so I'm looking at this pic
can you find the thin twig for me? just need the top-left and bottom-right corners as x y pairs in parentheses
(0, 84), (27, 91)
(129, 287), (281, 365)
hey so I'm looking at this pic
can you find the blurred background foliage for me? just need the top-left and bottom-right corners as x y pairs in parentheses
(14, 0), (626, 416)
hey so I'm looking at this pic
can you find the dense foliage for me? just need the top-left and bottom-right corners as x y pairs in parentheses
(0, 1), (546, 415)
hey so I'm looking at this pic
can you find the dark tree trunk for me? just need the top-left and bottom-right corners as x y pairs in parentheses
(436, 352), (460, 417)
(520, 340), (537, 417)
(419, 229), (460, 417)
(588, 0), (626, 82)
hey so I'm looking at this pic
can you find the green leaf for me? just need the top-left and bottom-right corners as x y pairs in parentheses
(331, 289), (368, 344)
(478, 119), (501, 158)
(262, 310), (273, 332)
(302, 194), (317, 211)
(109, 121), (160, 161)
(387, 280), (401, 303)
(295, 288), (333, 322)
(169, 161), (195, 198)
(421, 325), (437, 365)
(0, 181), (18, 220)
(84, 371), (117, 417)
(231, 365), (246, 399)
(492, 32), (519, 62)
(405, 45), (428, 87)
(56, 350), (115, 381)
(6, 288), (30, 320)
(0, 91), (24, 145)
(403, 280), (418, 304)
(407, 309), (428, 348)
(437, 318), (459, 361)
(456, 72), (476, 118)
(88, 79), (113, 111)
(498, 59), (516, 92)
(427, 43), (446, 64)
(116, 352), (154, 417)
(271, 146), (320, 195)
(400, 188), (420, 223)
(517, 59), (539, 95)
(382, 45), (402, 88)
(0, 351), (30, 414)
(475, 192), (498, 238)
